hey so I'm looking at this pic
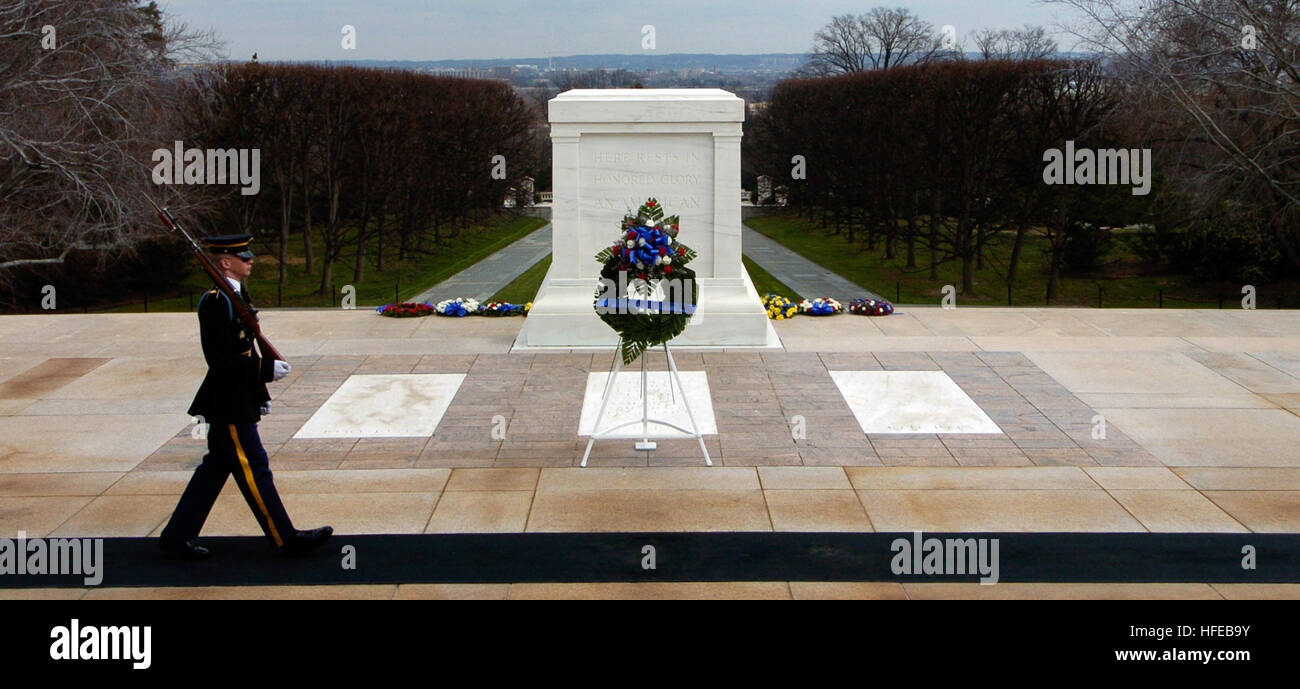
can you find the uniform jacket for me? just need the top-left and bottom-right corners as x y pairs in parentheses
(187, 283), (274, 424)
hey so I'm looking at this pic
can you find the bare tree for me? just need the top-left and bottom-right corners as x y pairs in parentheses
(0, 0), (220, 279)
(804, 7), (941, 76)
(975, 25), (1061, 60)
(1048, 0), (1300, 270)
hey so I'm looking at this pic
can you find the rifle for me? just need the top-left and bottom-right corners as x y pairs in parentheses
(147, 197), (283, 362)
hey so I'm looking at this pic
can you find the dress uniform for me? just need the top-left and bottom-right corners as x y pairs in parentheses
(159, 234), (332, 558)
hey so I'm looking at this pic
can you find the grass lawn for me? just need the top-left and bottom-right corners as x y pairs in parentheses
(489, 255), (551, 304)
(743, 211), (1298, 308)
(743, 256), (802, 300)
(109, 212), (548, 312)
(484, 253), (803, 305)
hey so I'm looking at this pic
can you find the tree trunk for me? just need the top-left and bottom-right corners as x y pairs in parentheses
(301, 173), (315, 274)
(905, 193), (918, 269)
(375, 207), (388, 273)
(1006, 210), (1030, 297)
(958, 215), (974, 294)
(278, 183), (293, 287)
(319, 178), (343, 296)
(353, 213), (368, 284)
(928, 193), (941, 281)
(1046, 198), (1067, 304)
(320, 258), (333, 302)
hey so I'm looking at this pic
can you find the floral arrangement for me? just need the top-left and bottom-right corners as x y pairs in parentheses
(435, 297), (480, 317)
(762, 293), (798, 320)
(593, 197), (699, 364)
(595, 198), (695, 281)
(478, 300), (530, 317)
(848, 297), (894, 316)
(376, 302), (435, 317)
(798, 297), (843, 316)
(379, 297), (534, 318)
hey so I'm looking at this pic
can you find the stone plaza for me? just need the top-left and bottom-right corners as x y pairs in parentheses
(1, 306), (1298, 598)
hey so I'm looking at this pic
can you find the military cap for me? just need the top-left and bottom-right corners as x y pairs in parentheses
(204, 234), (255, 260)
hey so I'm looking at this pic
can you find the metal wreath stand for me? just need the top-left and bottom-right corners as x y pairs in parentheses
(582, 297), (711, 467)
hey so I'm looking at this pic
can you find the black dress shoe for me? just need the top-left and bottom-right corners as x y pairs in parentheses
(280, 526), (333, 555)
(159, 537), (211, 560)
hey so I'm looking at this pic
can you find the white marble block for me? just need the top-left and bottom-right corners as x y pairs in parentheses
(294, 374), (465, 438)
(515, 88), (775, 348)
(829, 371), (1003, 435)
(579, 371), (717, 439)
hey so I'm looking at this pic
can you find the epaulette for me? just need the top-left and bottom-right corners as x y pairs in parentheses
(198, 288), (234, 322)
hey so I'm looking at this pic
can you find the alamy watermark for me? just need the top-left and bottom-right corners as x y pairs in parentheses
(151, 140), (261, 195)
(890, 530), (1000, 585)
(50, 619), (151, 670)
(594, 271), (695, 316)
(0, 531), (103, 585)
(1042, 140), (1151, 196)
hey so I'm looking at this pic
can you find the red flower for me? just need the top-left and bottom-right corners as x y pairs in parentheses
(664, 265), (673, 274)
(658, 246), (667, 255)
(625, 230), (636, 240)
(638, 273), (647, 281)
(647, 200), (657, 207)
(677, 247), (685, 256)
(613, 246), (622, 255)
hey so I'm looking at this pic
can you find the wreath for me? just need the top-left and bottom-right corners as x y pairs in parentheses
(848, 297), (894, 316)
(593, 197), (698, 364)
(762, 293), (798, 320)
(798, 297), (843, 316)
(435, 297), (479, 317)
(377, 302), (435, 317)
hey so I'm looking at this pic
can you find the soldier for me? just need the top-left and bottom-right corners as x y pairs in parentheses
(159, 234), (332, 559)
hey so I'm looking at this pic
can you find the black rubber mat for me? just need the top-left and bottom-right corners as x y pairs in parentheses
(2, 532), (1296, 588)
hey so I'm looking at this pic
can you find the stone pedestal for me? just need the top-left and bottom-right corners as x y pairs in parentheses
(516, 88), (775, 348)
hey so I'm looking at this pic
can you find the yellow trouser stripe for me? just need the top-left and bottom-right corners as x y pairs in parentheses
(229, 424), (283, 547)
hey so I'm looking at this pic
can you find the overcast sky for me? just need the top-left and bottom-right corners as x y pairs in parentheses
(156, 0), (1079, 62)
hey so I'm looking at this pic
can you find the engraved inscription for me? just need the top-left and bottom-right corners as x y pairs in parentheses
(595, 196), (700, 210)
(593, 152), (703, 165)
(591, 173), (700, 185)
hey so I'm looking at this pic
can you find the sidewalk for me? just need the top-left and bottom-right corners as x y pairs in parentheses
(408, 221), (877, 306)
(409, 224), (551, 304)
(741, 224), (885, 302)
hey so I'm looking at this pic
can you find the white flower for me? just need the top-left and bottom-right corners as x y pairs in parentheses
(638, 238), (646, 247)
(663, 256), (671, 265)
(626, 240), (634, 248)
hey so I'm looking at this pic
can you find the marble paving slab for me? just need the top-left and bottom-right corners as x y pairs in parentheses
(294, 374), (465, 439)
(830, 370), (1002, 434)
(579, 371), (717, 439)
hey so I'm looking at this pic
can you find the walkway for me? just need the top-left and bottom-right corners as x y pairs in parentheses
(410, 224), (552, 304)
(411, 221), (881, 306)
(741, 223), (885, 302)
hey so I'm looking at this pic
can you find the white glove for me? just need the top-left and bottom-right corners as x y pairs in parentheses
(259, 402), (271, 416)
(272, 360), (291, 381)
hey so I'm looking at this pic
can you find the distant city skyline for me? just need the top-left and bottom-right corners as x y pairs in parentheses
(156, 0), (1077, 63)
